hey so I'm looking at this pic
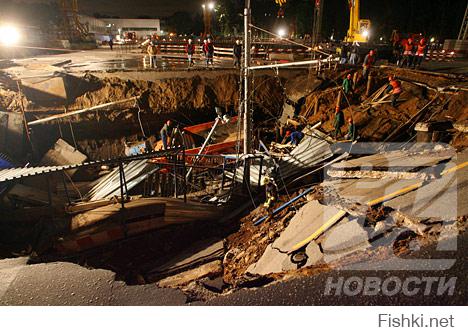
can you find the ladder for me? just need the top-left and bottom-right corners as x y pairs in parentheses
(458, 1), (468, 40)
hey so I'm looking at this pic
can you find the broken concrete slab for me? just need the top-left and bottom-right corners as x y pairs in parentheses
(327, 148), (454, 180)
(40, 138), (87, 170)
(246, 244), (289, 276)
(157, 260), (223, 288)
(322, 218), (371, 263)
(304, 242), (323, 267)
(200, 277), (226, 293)
(272, 200), (343, 253)
(323, 178), (422, 205)
(148, 239), (224, 277)
(384, 150), (468, 221)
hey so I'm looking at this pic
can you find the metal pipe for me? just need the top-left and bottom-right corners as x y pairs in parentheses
(185, 117), (221, 179)
(243, 0), (252, 155)
(28, 96), (140, 126)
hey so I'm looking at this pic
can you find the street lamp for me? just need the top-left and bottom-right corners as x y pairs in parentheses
(202, 2), (216, 37)
(277, 28), (286, 38)
(0, 25), (21, 46)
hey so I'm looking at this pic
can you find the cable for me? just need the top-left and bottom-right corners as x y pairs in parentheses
(135, 99), (147, 138)
(249, 24), (331, 57)
(68, 120), (78, 150)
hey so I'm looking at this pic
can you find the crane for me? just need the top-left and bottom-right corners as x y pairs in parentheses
(345, 0), (371, 43)
(58, 0), (89, 41)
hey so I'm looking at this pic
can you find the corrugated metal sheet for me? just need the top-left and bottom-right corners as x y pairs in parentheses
(0, 148), (180, 184)
(87, 160), (158, 201)
(228, 128), (334, 186)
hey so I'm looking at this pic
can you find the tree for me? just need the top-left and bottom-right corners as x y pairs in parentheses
(166, 11), (195, 34)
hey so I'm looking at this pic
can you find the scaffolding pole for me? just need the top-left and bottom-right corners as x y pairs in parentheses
(243, 0), (252, 155)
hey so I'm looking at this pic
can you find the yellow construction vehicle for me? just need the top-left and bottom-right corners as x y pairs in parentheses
(345, 0), (371, 43)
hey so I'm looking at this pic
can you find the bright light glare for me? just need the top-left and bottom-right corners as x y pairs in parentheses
(430, 37), (435, 43)
(362, 29), (369, 38)
(208, 2), (215, 10)
(277, 28), (286, 37)
(0, 25), (20, 46)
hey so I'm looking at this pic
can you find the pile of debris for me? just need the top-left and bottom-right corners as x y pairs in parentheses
(222, 145), (468, 287)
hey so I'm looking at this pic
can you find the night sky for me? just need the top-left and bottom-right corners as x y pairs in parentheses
(4, 0), (467, 39)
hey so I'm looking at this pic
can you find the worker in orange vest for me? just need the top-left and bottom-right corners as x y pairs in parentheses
(400, 37), (415, 68)
(386, 75), (403, 107)
(414, 38), (427, 69)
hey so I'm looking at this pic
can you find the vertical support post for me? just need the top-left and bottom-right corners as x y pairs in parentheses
(61, 171), (71, 205)
(118, 161), (126, 209)
(221, 157), (226, 190)
(366, 74), (373, 97)
(243, 0), (252, 156)
(173, 154), (178, 198)
(257, 156), (264, 192)
(336, 89), (342, 109)
(352, 72), (358, 91)
(182, 148), (187, 203)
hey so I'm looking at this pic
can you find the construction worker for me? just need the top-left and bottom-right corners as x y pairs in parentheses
(414, 38), (427, 69)
(185, 39), (196, 67)
(109, 36), (114, 51)
(160, 120), (173, 150)
(263, 176), (278, 211)
(333, 106), (345, 139)
(349, 42), (359, 65)
(290, 126), (304, 146)
(345, 117), (356, 141)
(386, 75), (403, 107)
(362, 50), (375, 82)
(147, 40), (158, 68)
(203, 38), (215, 67)
(339, 43), (349, 64)
(401, 37), (415, 68)
(233, 40), (242, 68)
(342, 73), (354, 95)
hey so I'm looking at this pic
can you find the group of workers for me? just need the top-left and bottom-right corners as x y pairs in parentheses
(339, 42), (361, 65)
(185, 38), (215, 67)
(392, 33), (428, 69)
(185, 38), (243, 68)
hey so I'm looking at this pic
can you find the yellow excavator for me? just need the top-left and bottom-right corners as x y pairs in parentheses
(275, 0), (371, 43)
(345, 0), (371, 43)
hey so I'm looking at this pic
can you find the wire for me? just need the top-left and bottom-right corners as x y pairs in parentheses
(249, 24), (331, 57)
(68, 120), (78, 150)
(135, 99), (147, 138)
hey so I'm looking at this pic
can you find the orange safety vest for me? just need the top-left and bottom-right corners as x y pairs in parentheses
(416, 43), (426, 57)
(390, 80), (402, 94)
(403, 41), (414, 55)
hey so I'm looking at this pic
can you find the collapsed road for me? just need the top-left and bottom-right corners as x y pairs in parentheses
(0, 48), (467, 305)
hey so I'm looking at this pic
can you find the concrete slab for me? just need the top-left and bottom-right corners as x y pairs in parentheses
(272, 200), (343, 253)
(149, 239), (224, 277)
(323, 178), (421, 205)
(322, 218), (371, 263)
(328, 148), (454, 180)
(246, 244), (288, 276)
(384, 150), (468, 220)
(304, 242), (323, 267)
(157, 260), (222, 288)
(40, 138), (87, 168)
